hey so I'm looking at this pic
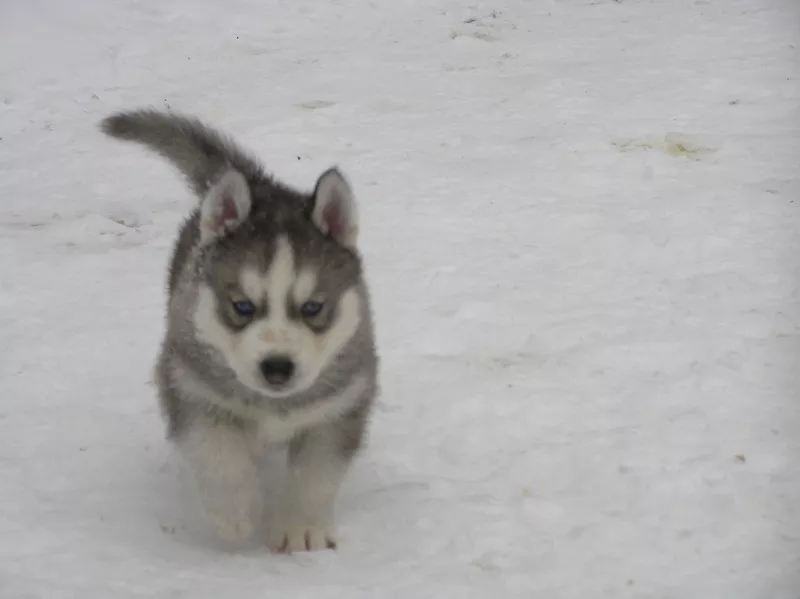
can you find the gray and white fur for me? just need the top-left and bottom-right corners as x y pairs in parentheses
(100, 109), (379, 552)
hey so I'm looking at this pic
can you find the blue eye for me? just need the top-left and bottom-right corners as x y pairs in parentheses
(232, 300), (256, 317)
(300, 300), (324, 318)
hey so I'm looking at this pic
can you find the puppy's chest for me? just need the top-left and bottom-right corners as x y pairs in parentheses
(256, 403), (336, 445)
(255, 377), (368, 445)
(171, 359), (367, 445)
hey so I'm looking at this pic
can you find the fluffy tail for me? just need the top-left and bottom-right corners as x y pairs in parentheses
(100, 108), (264, 196)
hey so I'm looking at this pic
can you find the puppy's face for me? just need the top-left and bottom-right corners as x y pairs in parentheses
(193, 220), (363, 399)
(181, 166), (363, 399)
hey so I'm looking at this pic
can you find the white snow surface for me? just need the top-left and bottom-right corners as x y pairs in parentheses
(1, 0), (799, 597)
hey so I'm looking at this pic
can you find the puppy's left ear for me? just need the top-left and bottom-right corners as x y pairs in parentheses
(310, 168), (359, 249)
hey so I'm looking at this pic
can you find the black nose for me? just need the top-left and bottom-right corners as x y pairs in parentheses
(259, 356), (295, 386)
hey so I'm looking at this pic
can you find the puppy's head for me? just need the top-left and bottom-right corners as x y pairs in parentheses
(191, 168), (364, 398)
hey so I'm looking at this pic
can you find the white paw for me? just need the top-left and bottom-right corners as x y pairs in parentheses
(207, 509), (257, 543)
(269, 523), (337, 553)
(201, 488), (264, 543)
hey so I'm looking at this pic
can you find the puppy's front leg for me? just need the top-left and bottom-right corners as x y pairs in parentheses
(179, 418), (263, 543)
(269, 414), (366, 553)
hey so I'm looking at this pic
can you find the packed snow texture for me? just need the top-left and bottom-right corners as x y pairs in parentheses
(1, 0), (799, 597)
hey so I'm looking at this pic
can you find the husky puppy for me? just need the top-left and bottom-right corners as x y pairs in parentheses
(100, 109), (378, 553)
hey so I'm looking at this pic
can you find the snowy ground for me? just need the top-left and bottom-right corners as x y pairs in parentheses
(1, 0), (799, 596)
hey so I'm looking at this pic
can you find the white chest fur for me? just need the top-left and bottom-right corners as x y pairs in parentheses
(169, 358), (367, 445)
(256, 375), (367, 445)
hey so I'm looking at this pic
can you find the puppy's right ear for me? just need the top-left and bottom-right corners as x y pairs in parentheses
(199, 170), (252, 244)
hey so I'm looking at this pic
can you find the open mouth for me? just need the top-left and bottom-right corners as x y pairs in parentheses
(264, 374), (292, 388)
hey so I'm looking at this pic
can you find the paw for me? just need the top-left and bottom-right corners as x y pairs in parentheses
(269, 524), (337, 553)
(201, 488), (264, 543)
(207, 508), (258, 543)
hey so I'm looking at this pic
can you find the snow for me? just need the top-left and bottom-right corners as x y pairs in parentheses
(1, 0), (799, 596)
